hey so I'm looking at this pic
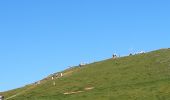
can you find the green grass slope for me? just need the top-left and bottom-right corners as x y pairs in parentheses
(2, 48), (170, 100)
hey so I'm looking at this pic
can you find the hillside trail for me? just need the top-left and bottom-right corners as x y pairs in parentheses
(5, 67), (85, 99)
(4, 70), (72, 100)
(5, 85), (37, 100)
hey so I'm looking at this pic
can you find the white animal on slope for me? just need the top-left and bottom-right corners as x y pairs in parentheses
(79, 63), (86, 67)
(52, 76), (54, 80)
(137, 51), (145, 54)
(37, 81), (41, 85)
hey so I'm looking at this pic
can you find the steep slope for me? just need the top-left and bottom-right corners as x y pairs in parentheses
(2, 48), (170, 100)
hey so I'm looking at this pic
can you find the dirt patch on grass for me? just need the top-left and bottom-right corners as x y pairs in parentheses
(63, 87), (94, 95)
(63, 91), (84, 95)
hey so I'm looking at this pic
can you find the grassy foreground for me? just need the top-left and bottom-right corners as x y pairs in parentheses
(1, 48), (170, 100)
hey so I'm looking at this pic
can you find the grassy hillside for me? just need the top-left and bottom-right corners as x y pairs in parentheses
(2, 48), (170, 100)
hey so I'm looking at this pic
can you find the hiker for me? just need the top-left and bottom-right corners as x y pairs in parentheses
(112, 54), (117, 59)
(55, 74), (58, 78)
(60, 73), (63, 77)
(129, 53), (133, 56)
(53, 81), (56, 86)
(0, 95), (4, 100)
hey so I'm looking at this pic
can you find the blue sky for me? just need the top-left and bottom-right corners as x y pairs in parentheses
(0, 0), (170, 92)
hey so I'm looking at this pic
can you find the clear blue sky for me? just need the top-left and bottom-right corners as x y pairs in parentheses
(0, 0), (170, 92)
